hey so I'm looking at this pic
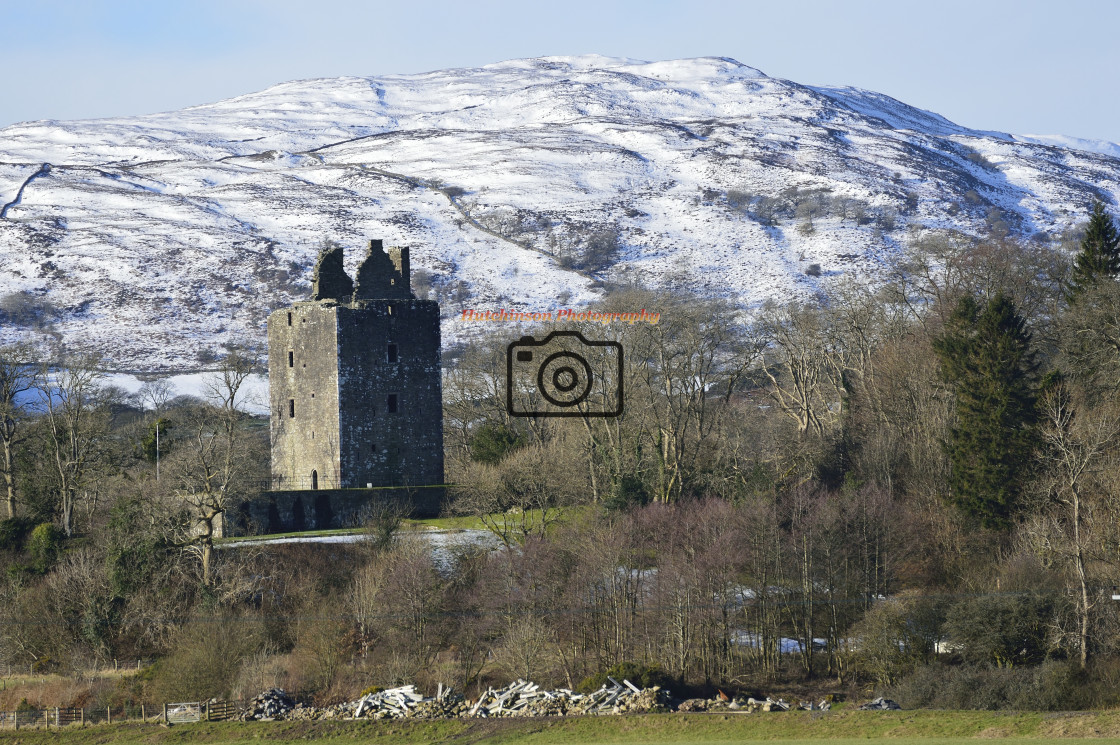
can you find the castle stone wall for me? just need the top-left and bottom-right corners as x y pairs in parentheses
(336, 299), (443, 490)
(228, 486), (444, 536)
(268, 302), (343, 489)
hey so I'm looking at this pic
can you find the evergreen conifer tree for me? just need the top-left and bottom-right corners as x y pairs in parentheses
(933, 294), (1039, 530)
(1068, 201), (1120, 300)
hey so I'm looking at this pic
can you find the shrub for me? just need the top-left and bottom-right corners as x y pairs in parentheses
(726, 189), (752, 211)
(0, 291), (58, 327)
(603, 474), (650, 512)
(805, 263), (822, 277)
(876, 207), (898, 231)
(469, 422), (527, 465)
(888, 660), (1087, 711)
(943, 592), (1057, 667)
(850, 594), (941, 686)
(27, 522), (62, 573)
(965, 151), (997, 171)
(580, 229), (622, 272)
(145, 615), (265, 704)
(0, 517), (34, 552)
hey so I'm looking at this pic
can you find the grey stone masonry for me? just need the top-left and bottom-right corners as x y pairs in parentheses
(268, 239), (444, 505)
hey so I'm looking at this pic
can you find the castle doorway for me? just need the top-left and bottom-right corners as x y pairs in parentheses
(311, 470), (318, 490)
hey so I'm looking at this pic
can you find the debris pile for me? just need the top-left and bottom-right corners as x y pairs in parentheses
(283, 685), (467, 721)
(354, 684), (466, 720)
(240, 688), (295, 721)
(858, 697), (901, 711)
(468, 677), (670, 717)
(246, 681), (842, 722)
(745, 696), (791, 712)
(677, 694), (829, 713)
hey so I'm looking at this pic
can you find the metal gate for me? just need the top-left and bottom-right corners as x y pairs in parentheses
(166, 702), (202, 724)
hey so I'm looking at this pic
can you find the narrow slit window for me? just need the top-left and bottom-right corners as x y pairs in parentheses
(287, 312), (292, 326)
(387, 394), (398, 413)
(387, 343), (398, 363)
(371, 443), (377, 453)
(289, 399), (295, 418)
(288, 351), (294, 367)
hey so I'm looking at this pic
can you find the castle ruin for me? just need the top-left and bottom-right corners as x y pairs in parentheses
(263, 239), (444, 521)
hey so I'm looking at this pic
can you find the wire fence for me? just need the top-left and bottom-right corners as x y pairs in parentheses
(0, 699), (245, 729)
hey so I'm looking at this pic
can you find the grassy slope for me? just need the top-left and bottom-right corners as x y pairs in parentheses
(11, 710), (1120, 745)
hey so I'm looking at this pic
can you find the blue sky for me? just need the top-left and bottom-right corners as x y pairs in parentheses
(2, 0), (1118, 143)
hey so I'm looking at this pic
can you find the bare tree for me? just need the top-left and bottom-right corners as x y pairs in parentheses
(760, 302), (834, 438)
(138, 378), (175, 482)
(0, 343), (39, 518)
(38, 355), (107, 536)
(1038, 381), (1120, 668)
(455, 439), (584, 548)
(172, 350), (259, 586)
(633, 298), (759, 501)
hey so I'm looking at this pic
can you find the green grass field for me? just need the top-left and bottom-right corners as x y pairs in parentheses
(10, 710), (1120, 745)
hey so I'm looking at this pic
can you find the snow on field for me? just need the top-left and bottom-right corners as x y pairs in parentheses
(0, 55), (1118, 370)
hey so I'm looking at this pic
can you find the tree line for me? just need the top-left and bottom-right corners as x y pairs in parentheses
(1, 204), (1120, 710)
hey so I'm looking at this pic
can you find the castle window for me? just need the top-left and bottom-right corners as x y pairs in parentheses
(387, 304), (393, 315)
(289, 399), (295, 418)
(371, 443), (377, 453)
(387, 343), (398, 363)
(387, 394), (398, 413)
(287, 312), (292, 326)
(288, 351), (294, 367)
(311, 470), (318, 490)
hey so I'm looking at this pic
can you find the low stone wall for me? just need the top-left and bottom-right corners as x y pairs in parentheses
(228, 486), (444, 536)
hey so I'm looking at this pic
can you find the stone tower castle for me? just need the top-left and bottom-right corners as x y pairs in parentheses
(267, 240), (444, 512)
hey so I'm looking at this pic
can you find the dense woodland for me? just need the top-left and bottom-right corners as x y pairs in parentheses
(2, 205), (1120, 710)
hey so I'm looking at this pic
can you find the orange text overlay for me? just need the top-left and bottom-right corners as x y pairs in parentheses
(460, 308), (661, 325)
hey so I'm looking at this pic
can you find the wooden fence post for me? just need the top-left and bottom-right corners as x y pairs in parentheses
(80, 708), (84, 726)
(163, 703), (167, 725)
(205, 701), (210, 722)
(141, 704), (145, 722)
(55, 707), (59, 728)
(107, 706), (111, 724)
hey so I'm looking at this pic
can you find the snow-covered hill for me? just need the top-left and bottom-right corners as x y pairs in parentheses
(0, 55), (1117, 370)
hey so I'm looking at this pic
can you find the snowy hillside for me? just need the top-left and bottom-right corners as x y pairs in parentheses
(0, 55), (1117, 370)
